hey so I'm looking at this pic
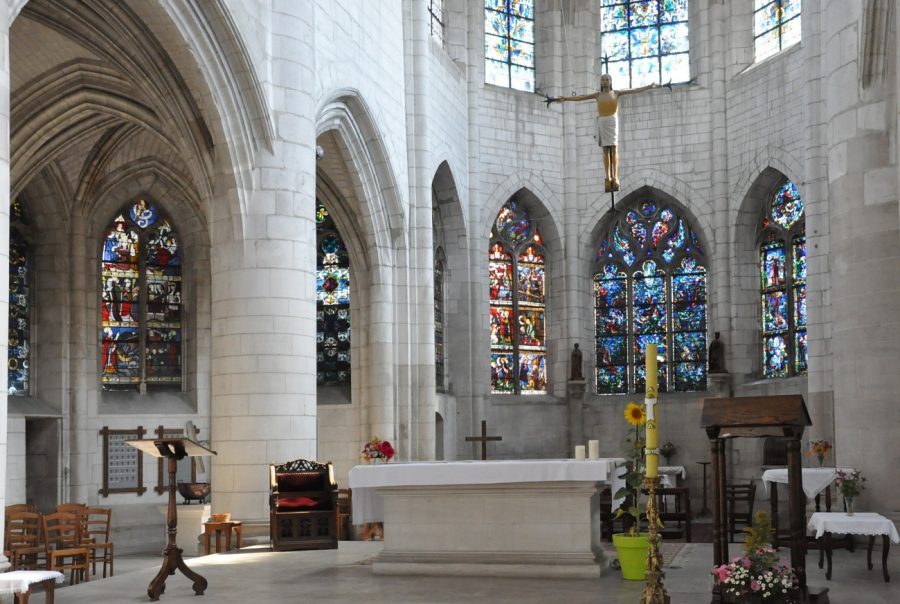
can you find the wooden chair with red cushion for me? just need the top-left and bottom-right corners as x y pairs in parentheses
(269, 459), (338, 551)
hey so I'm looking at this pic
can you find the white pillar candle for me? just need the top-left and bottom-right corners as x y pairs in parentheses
(588, 440), (600, 460)
(574, 445), (586, 461)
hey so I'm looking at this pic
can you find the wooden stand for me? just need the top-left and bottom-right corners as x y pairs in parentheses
(127, 438), (216, 601)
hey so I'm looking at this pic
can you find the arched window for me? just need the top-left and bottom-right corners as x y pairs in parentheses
(758, 180), (806, 378)
(484, 0), (535, 92)
(594, 201), (707, 394)
(754, 0), (801, 62)
(434, 246), (446, 392)
(489, 200), (546, 394)
(101, 199), (182, 390)
(316, 201), (351, 386)
(600, 0), (690, 88)
(9, 198), (30, 396)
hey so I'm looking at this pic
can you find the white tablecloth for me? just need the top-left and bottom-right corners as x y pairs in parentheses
(0, 571), (64, 595)
(761, 467), (856, 499)
(349, 458), (625, 524)
(658, 465), (686, 487)
(807, 512), (900, 542)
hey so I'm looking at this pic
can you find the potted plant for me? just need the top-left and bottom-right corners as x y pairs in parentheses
(805, 439), (832, 467)
(711, 511), (799, 603)
(659, 441), (677, 465)
(612, 402), (650, 580)
(834, 469), (865, 515)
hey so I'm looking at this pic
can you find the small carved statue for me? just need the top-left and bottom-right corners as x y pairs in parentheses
(570, 343), (584, 381)
(708, 332), (726, 373)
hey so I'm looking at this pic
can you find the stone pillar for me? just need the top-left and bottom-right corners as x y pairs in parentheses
(0, 0), (10, 570)
(824, 0), (900, 513)
(209, 1), (317, 521)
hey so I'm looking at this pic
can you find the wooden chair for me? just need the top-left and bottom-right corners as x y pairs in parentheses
(653, 487), (693, 542)
(725, 481), (757, 542)
(41, 512), (89, 585)
(76, 508), (114, 578)
(5, 512), (44, 570)
(269, 459), (338, 551)
(5, 503), (37, 516)
(336, 488), (352, 540)
(55, 503), (87, 514)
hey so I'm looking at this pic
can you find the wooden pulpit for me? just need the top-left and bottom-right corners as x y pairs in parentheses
(128, 438), (216, 601)
(700, 395), (824, 603)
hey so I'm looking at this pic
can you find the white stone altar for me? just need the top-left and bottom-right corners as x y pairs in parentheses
(348, 459), (624, 578)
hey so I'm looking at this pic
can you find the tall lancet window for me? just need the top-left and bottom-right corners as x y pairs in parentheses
(489, 200), (546, 394)
(754, 0), (801, 62)
(316, 202), (351, 386)
(101, 199), (182, 390)
(9, 198), (31, 395)
(594, 201), (707, 394)
(484, 0), (535, 92)
(600, 0), (690, 88)
(759, 180), (806, 378)
(434, 247), (446, 391)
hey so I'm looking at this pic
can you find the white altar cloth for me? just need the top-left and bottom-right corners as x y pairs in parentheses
(807, 512), (900, 542)
(761, 467), (856, 499)
(349, 458), (624, 524)
(0, 571), (64, 595)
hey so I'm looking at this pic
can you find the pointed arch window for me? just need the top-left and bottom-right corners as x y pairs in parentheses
(600, 0), (691, 88)
(759, 180), (806, 378)
(101, 199), (182, 390)
(754, 0), (801, 62)
(594, 201), (707, 394)
(484, 0), (535, 92)
(434, 246), (446, 392)
(489, 200), (546, 394)
(9, 198), (31, 395)
(316, 202), (351, 386)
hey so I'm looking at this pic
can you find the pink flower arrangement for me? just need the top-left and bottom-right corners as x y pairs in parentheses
(361, 437), (395, 462)
(711, 547), (797, 602)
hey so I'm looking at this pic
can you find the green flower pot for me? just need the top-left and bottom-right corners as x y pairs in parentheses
(612, 532), (650, 580)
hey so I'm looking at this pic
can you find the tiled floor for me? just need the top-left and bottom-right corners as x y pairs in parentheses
(7, 541), (899, 603)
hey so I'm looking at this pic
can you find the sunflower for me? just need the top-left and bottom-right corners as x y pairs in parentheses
(624, 403), (646, 426)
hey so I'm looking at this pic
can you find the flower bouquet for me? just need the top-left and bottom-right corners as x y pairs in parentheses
(834, 469), (865, 515)
(361, 437), (395, 463)
(659, 441), (677, 464)
(805, 439), (832, 467)
(711, 512), (799, 603)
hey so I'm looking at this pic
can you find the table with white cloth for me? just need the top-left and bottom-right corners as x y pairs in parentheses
(761, 467), (856, 546)
(807, 512), (899, 582)
(0, 570), (64, 604)
(348, 458), (625, 579)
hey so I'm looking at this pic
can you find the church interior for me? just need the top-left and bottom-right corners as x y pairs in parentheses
(0, 0), (898, 602)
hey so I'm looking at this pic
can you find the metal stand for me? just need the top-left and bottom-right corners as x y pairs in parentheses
(640, 476), (670, 604)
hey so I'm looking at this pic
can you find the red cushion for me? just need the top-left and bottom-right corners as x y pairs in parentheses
(277, 472), (325, 490)
(278, 496), (320, 510)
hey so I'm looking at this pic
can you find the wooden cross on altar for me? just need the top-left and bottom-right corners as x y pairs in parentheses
(465, 420), (502, 460)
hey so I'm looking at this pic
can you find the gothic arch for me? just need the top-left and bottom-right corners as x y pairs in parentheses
(480, 172), (563, 241)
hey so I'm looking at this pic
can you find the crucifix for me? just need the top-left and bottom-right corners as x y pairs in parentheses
(465, 420), (502, 460)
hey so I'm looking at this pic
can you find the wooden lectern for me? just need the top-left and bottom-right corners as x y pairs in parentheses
(127, 438), (216, 601)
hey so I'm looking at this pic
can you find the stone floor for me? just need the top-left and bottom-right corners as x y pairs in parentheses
(5, 541), (899, 603)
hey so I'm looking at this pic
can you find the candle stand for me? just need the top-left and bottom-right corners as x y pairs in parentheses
(640, 475), (670, 604)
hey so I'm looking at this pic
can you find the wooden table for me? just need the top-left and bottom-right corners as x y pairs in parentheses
(0, 571), (64, 604)
(808, 512), (900, 582)
(203, 520), (243, 554)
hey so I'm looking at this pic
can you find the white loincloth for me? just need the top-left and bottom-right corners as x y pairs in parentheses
(597, 114), (618, 147)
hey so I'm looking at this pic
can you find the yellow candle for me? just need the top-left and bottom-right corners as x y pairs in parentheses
(645, 343), (659, 478)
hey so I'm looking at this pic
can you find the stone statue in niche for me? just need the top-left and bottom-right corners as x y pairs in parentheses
(570, 343), (584, 381)
(708, 332), (726, 373)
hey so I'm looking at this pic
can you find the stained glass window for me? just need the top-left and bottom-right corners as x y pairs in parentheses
(490, 200), (546, 394)
(600, 0), (690, 89)
(101, 199), (182, 390)
(9, 199), (30, 395)
(759, 180), (806, 378)
(595, 201), (706, 394)
(434, 247), (446, 391)
(485, 0), (535, 92)
(754, 0), (801, 62)
(429, 0), (444, 44)
(316, 201), (351, 386)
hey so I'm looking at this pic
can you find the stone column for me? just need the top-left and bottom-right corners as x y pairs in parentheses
(0, 0), (10, 570)
(824, 0), (900, 512)
(209, 1), (317, 521)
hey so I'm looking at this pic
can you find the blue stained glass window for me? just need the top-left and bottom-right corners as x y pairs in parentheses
(9, 199), (30, 396)
(758, 179), (806, 378)
(101, 199), (182, 391)
(594, 201), (706, 394)
(484, 0), (535, 92)
(600, 0), (690, 88)
(317, 201), (351, 386)
(754, 0), (801, 62)
(490, 199), (546, 394)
